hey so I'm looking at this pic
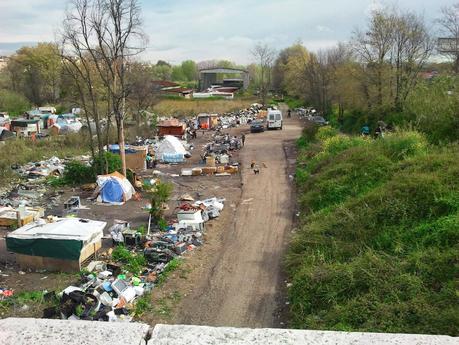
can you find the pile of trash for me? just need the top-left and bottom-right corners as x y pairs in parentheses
(42, 262), (149, 322)
(42, 196), (226, 322)
(199, 132), (242, 166)
(13, 156), (65, 180)
(218, 103), (263, 128)
(0, 156), (91, 209)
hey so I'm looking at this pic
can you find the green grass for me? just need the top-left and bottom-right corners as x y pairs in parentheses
(156, 258), (182, 287)
(288, 128), (459, 336)
(152, 291), (182, 319)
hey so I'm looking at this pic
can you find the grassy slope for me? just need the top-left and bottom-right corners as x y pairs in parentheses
(287, 126), (459, 336)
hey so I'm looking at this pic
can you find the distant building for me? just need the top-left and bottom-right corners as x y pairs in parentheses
(0, 56), (8, 71)
(11, 118), (41, 137)
(152, 80), (193, 98)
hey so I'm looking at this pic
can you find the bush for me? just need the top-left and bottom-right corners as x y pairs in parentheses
(374, 131), (428, 160)
(63, 161), (94, 185)
(316, 126), (339, 141)
(92, 152), (122, 175)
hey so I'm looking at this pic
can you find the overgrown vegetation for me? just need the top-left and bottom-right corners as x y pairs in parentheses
(111, 245), (147, 274)
(287, 126), (459, 336)
(0, 134), (90, 188)
(156, 258), (182, 287)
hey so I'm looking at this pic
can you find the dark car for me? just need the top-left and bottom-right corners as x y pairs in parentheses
(311, 116), (329, 126)
(250, 120), (265, 133)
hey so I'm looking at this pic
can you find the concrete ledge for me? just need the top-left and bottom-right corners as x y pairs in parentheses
(0, 319), (457, 345)
(151, 324), (458, 345)
(0, 318), (151, 345)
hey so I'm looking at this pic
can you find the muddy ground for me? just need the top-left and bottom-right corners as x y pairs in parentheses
(0, 112), (303, 327)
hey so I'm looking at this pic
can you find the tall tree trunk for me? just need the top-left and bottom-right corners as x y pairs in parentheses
(118, 116), (127, 176)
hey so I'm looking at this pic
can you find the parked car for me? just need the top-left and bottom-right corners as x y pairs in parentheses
(311, 116), (329, 126)
(250, 120), (265, 133)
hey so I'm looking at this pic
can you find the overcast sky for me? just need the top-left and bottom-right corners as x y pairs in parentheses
(0, 0), (456, 64)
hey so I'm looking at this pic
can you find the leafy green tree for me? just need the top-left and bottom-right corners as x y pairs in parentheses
(181, 60), (198, 81)
(0, 89), (30, 116)
(151, 63), (172, 81)
(6, 43), (62, 105)
(171, 65), (186, 81)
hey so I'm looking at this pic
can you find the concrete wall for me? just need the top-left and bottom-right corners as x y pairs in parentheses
(0, 319), (457, 345)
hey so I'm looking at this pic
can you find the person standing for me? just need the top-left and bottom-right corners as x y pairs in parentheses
(241, 133), (246, 146)
(146, 152), (153, 169)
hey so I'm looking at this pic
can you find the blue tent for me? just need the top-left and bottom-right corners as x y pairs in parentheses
(100, 179), (124, 203)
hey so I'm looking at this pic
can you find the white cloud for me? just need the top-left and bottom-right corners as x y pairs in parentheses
(316, 25), (333, 33)
(0, 0), (456, 62)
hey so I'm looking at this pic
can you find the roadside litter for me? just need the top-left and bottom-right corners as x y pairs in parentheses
(26, 195), (227, 322)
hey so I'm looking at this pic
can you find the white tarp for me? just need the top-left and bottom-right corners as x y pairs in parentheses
(156, 135), (187, 158)
(7, 218), (106, 242)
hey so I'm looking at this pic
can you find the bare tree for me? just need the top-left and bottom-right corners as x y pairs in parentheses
(437, 3), (459, 73)
(352, 7), (431, 111)
(61, 0), (146, 176)
(352, 8), (395, 108)
(391, 11), (432, 110)
(126, 62), (159, 132)
(252, 43), (275, 105)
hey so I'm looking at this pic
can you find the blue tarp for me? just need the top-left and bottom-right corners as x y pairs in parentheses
(100, 179), (124, 203)
(108, 144), (138, 154)
(162, 153), (185, 163)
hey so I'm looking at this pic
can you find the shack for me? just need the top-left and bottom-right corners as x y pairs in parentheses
(157, 119), (186, 137)
(0, 112), (10, 130)
(11, 118), (40, 137)
(197, 113), (219, 129)
(108, 144), (147, 171)
(6, 218), (106, 272)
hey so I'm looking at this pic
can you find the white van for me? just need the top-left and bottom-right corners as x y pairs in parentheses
(267, 109), (283, 130)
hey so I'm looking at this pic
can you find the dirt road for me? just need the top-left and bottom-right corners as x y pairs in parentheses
(176, 114), (302, 328)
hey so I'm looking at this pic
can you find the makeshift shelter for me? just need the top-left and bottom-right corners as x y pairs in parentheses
(11, 118), (40, 137)
(157, 119), (186, 137)
(197, 113), (219, 129)
(6, 218), (106, 272)
(96, 171), (135, 205)
(108, 145), (147, 171)
(156, 135), (187, 163)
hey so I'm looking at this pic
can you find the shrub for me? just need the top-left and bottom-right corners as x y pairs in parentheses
(63, 161), (94, 185)
(316, 126), (339, 141)
(375, 131), (428, 160)
(92, 152), (122, 175)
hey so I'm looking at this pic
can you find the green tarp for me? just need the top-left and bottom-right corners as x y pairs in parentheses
(6, 237), (83, 261)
